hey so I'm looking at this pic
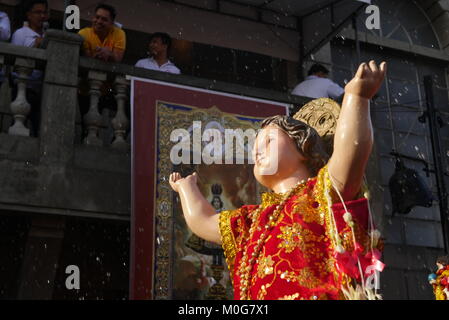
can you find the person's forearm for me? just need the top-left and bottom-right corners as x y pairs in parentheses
(111, 50), (124, 63)
(330, 93), (373, 199)
(178, 182), (221, 243)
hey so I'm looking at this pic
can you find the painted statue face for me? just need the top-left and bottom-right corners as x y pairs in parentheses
(252, 124), (307, 188)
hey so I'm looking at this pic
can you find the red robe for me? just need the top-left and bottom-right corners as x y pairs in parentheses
(219, 167), (381, 300)
(433, 266), (449, 300)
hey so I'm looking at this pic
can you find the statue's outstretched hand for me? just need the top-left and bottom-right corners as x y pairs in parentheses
(169, 172), (198, 193)
(345, 61), (387, 100)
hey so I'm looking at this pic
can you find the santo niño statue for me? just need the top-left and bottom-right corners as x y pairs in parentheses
(170, 61), (387, 300)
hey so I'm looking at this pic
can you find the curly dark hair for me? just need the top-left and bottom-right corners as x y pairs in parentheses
(437, 255), (449, 266)
(261, 115), (329, 176)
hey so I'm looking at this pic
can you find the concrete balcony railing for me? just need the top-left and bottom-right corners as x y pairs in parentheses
(0, 29), (309, 220)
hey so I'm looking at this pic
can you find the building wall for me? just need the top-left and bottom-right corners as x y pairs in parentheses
(329, 0), (449, 300)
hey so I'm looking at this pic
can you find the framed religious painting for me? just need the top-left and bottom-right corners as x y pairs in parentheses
(130, 77), (289, 299)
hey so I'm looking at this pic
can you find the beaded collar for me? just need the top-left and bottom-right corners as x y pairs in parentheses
(260, 192), (284, 207)
(260, 180), (312, 207)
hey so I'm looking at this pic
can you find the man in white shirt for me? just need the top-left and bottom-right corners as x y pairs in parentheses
(291, 64), (344, 100)
(0, 11), (11, 41)
(12, 0), (48, 48)
(135, 32), (180, 74)
(10, 0), (49, 136)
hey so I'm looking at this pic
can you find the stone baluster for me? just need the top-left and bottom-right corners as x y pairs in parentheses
(83, 70), (106, 146)
(111, 76), (130, 150)
(8, 58), (34, 136)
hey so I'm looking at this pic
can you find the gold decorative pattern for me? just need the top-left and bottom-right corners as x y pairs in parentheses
(257, 283), (271, 300)
(278, 268), (323, 289)
(314, 166), (342, 286)
(277, 223), (326, 255)
(278, 293), (300, 300)
(297, 268), (324, 289)
(219, 209), (238, 277)
(256, 255), (275, 279)
(260, 192), (284, 207)
(293, 98), (341, 155)
(292, 193), (324, 225)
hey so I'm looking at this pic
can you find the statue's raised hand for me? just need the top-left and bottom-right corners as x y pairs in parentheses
(169, 172), (198, 193)
(345, 61), (387, 100)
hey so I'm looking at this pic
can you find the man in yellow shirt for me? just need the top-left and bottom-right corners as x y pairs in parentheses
(78, 3), (125, 63)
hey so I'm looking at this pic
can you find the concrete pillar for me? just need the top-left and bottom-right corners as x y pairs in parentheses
(39, 30), (83, 165)
(17, 216), (65, 300)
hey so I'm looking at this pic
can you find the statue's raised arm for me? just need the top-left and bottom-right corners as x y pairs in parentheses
(328, 61), (387, 201)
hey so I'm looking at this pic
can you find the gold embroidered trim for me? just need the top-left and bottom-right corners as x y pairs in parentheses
(292, 194), (324, 225)
(256, 255), (275, 279)
(277, 223), (326, 255)
(278, 268), (323, 290)
(219, 209), (238, 278)
(278, 293), (300, 300)
(260, 192), (283, 207)
(315, 166), (334, 248)
(314, 166), (344, 287)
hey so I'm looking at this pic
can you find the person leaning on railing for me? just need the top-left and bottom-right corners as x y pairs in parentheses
(77, 3), (127, 133)
(78, 3), (126, 63)
(9, 0), (50, 137)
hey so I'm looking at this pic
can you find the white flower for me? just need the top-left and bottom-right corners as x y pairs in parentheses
(335, 245), (346, 254)
(343, 212), (353, 224)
